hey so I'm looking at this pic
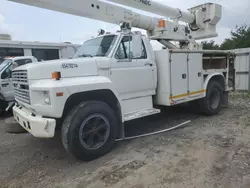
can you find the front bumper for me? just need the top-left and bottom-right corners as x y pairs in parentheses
(13, 104), (56, 138)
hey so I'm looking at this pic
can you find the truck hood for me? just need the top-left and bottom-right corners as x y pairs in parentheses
(14, 58), (99, 80)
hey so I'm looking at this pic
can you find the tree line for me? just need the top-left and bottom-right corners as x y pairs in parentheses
(202, 25), (250, 50)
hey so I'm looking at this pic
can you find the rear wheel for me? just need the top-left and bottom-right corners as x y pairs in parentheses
(61, 101), (117, 161)
(199, 81), (223, 115)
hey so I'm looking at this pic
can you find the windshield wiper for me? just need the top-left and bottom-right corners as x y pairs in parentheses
(95, 54), (105, 57)
(78, 54), (93, 58)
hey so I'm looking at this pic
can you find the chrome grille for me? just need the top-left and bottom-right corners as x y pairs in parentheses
(12, 70), (30, 104)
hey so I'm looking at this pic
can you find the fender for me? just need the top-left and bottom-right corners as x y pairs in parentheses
(62, 76), (121, 99)
(203, 73), (225, 96)
(30, 76), (123, 120)
(63, 76), (124, 121)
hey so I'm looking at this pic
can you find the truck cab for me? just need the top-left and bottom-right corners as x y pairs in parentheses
(72, 32), (157, 115)
(0, 56), (37, 110)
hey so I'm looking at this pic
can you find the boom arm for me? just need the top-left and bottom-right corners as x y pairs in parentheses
(108, 0), (195, 24)
(108, 0), (222, 40)
(8, 0), (222, 43)
(9, 0), (157, 30)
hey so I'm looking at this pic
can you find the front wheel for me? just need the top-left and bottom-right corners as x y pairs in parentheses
(61, 101), (117, 161)
(198, 81), (223, 115)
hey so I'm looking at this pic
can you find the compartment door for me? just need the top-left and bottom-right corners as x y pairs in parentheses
(170, 53), (188, 100)
(188, 53), (203, 98)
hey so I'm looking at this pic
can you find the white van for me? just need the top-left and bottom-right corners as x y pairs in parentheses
(0, 56), (38, 112)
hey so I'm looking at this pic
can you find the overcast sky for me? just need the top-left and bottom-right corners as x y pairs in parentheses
(0, 0), (250, 46)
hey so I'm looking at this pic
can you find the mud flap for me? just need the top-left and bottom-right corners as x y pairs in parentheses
(221, 91), (229, 108)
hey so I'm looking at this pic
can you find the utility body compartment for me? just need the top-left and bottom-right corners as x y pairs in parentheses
(154, 49), (235, 106)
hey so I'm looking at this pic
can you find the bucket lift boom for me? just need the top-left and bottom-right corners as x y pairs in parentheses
(8, 0), (222, 42)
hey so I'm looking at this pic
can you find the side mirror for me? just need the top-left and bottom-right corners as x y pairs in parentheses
(1, 70), (11, 79)
(131, 32), (143, 58)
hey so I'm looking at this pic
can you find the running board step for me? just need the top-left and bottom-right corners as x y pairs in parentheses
(124, 108), (161, 121)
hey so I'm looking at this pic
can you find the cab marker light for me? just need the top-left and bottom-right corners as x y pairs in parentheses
(56, 92), (64, 97)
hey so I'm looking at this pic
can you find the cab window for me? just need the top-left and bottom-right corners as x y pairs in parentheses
(1, 65), (12, 79)
(14, 59), (32, 66)
(115, 36), (147, 60)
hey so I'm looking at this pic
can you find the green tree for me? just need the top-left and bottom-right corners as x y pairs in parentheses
(220, 25), (250, 50)
(201, 40), (220, 50)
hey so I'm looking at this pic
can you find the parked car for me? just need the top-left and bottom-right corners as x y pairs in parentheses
(0, 56), (38, 113)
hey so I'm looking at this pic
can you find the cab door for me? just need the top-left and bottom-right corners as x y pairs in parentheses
(0, 64), (14, 101)
(110, 35), (156, 100)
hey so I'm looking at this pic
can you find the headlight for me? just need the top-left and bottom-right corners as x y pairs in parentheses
(43, 91), (51, 105)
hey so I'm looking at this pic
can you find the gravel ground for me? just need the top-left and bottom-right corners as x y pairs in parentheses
(1, 93), (250, 188)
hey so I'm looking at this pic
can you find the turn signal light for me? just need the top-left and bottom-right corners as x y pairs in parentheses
(56, 92), (64, 97)
(158, 19), (165, 28)
(52, 72), (61, 80)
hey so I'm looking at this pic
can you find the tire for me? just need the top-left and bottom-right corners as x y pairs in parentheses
(0, 99), (8, 117)
(4, 117), (27, 133)
(61, 101), (117, 161)
(198, 81), (223, 115)
(0, 109), (5, 116)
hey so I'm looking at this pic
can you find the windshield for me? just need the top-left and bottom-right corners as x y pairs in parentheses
(73, 35), (117, 58)
(0, 59), (11, 72)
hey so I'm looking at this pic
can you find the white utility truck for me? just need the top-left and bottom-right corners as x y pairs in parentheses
(0, 56), (38, 112)
(9, 0), (235, 161)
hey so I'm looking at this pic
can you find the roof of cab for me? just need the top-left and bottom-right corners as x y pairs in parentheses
(4, 56), (36, 61)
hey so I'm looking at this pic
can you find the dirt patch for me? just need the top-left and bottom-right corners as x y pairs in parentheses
(100, 160), (146, 185)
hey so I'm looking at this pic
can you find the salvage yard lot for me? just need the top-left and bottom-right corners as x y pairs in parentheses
(1, 93), (250, 188)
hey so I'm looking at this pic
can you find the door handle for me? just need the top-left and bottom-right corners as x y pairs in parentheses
(1, 83), (9, 87)
(182, 74), (187, 79)
(145, 63), (153, 67)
